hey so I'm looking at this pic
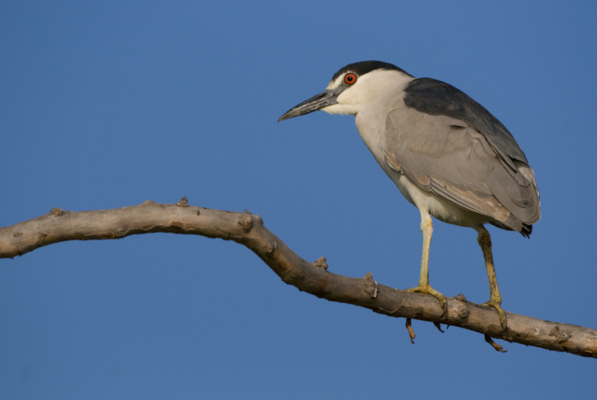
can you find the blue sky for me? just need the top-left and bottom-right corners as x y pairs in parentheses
(1, 1), (596, 398)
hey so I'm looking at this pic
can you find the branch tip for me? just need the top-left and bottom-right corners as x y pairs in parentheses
(237, 215), (253, 232)
(362, 272), (378, 298)
(314, 256), (328, 270)
(50, 208), (64, 216)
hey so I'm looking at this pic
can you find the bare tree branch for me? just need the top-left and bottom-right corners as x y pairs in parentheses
(1, 199), (596, 359)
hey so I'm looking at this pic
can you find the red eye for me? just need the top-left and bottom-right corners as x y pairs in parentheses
(344, 73), (357, 85)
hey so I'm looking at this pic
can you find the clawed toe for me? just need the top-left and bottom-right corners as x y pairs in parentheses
(482, 300), (507, 329)
(406, 285), (447, 314)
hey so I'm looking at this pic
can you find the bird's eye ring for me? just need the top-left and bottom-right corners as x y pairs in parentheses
(344, 73), (357, 85)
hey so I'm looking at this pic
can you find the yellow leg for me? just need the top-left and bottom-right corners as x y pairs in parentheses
(477, 226), (507, 329)
(406, 212), (447, 312)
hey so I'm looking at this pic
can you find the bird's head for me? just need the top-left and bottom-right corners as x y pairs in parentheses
(278, 61), (413, 122)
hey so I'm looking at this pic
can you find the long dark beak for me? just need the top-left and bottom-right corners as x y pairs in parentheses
(278, 86), (343, 122)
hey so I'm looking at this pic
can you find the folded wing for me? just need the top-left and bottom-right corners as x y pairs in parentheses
(384, 87), (540, 234)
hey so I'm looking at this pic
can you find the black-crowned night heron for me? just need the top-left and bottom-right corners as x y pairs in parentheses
(278, 61), (541, 327)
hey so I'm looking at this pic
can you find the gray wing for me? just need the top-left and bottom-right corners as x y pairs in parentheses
(384, 98), (540, 234)
(404, 78), (528, 167)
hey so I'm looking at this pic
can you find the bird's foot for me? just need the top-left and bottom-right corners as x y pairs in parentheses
(406, 284), (447, 315)
(481, 300), (507, 330)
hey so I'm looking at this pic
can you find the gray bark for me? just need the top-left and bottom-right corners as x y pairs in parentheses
(1, 199), (595, 359)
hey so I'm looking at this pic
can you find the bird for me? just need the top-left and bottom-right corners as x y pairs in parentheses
(278, 61), (540, 328)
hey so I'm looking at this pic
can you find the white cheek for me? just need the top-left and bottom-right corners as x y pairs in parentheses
(321, 87), (361, 115)
(321, 103), (359, 115)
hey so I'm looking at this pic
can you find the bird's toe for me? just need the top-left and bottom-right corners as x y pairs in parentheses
(482, 300), (507, 330)
(406, 284), (447, 315)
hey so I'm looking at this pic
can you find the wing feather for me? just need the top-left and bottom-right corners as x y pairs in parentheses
(384, 105), (540, 231)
